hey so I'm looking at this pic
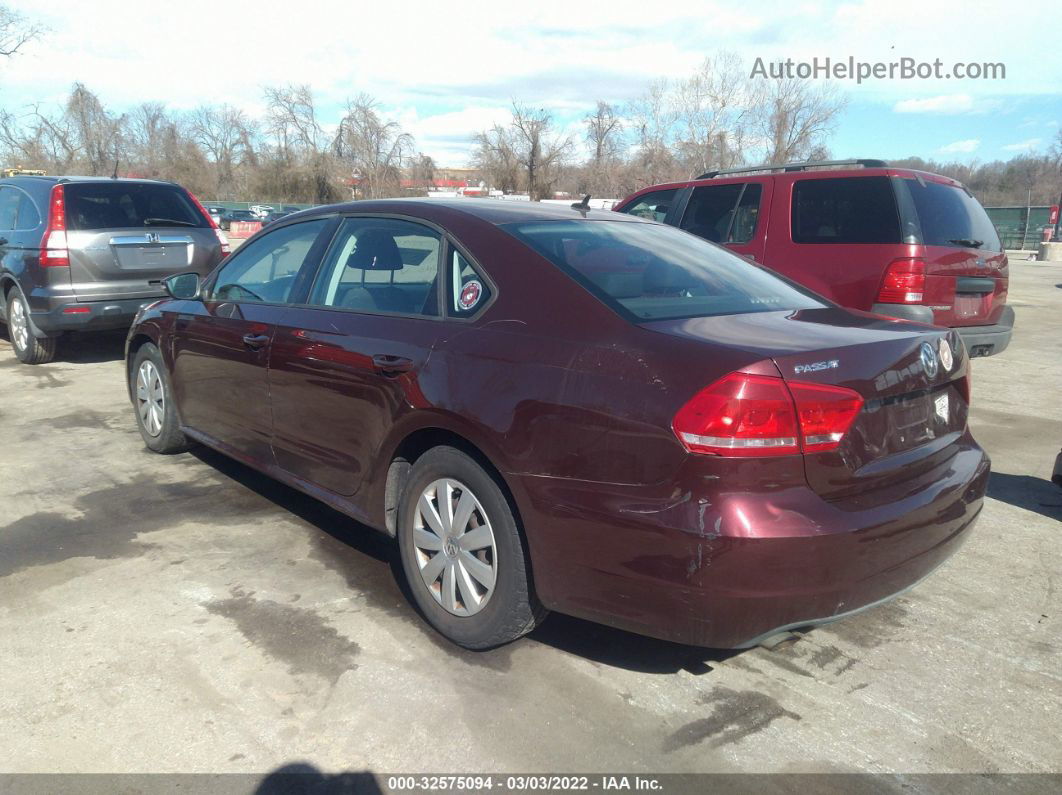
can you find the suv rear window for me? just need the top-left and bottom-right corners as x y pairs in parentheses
(504, 220), (824, 322)
(894, 178), (1001, 251)
(64, 183), (207, 231)
(791, 176), (900, 244)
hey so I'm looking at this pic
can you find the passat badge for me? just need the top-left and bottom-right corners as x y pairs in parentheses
(920, 341), (939, 379)
(794, 359), (839, 375)
(938, 338), (954, 372)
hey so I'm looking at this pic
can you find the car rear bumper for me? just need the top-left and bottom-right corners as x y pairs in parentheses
(30, 296), (162, 335)
(870, 303), (1014, 357)
(518, 433), (990, 648)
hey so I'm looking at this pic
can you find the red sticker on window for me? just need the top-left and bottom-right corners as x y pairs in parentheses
(458, 280), (482, 311)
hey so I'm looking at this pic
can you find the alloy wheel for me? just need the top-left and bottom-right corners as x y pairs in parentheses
(9, 297), (29, 352)
(412, 478), (498, 616)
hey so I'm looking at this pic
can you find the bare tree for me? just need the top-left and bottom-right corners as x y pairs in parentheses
(672, 53), (751, 175)
(754, 77), (846, 164)
(472, 124), (521, 194)
(261, 84), (338, 203)
(190, 104), (256, 197)
(509, 102), (571, 200)
(334, 94), (414, 199)
(0, 3), (42, 58)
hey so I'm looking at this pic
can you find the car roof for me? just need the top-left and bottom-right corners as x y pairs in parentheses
(295, 197), (649, 225)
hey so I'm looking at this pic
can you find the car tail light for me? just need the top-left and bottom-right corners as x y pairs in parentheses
(40, 184), (69, 267)
(673, 373), (800, 456)
(673, 372), (864, 457)
(187, 191), (231, 255)
(877, 257), (925, 304)
(787, 381), (864, 452)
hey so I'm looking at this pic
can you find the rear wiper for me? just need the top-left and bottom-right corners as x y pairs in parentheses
(948, 238), (983, 248)
(143, 218), (198, 227)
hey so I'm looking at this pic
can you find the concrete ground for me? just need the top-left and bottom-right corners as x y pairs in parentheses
(0, 263), (1059, 777)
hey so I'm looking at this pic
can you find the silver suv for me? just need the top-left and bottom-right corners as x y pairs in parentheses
(0, 176), (229, 364)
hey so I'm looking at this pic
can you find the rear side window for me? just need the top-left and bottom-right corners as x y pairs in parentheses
(308, 217), (441, 317)
(895, 178), (1001, 251)
(449, 249), (492, 317)
(64, 183), (208, 231)
(791, 176), (900, 244)
(680, 183), (762, 244)
(0, 187), (18, 230)
(16, 191), (40, 229)
(504, 220), (824, 322)
(619, 189), (677, 222)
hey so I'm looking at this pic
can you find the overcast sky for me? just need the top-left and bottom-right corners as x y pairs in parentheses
(3, 0), (1059, 167)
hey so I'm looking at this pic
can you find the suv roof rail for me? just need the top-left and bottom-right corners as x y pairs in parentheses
(695, 158), (888, 180)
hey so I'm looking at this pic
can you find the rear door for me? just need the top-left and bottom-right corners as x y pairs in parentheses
(170, 217), (333, 462)
(63, 181), (221, 301)
(268, 216), (446, 497)
(677, 180), (772, 262)
(892, 175), (1008, 328)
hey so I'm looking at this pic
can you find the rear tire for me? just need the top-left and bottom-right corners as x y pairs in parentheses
(7, 291), (56, 365)
(131, 342), (190, 454)
(397, 446), (545, 649)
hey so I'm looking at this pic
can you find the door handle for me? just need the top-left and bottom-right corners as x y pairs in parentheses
(242, 333), (271, 349)
(372, 354), (413, 374)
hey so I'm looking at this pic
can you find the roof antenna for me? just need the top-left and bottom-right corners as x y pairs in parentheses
(571, 193), (591, 213)
(111, 159), (119, 180)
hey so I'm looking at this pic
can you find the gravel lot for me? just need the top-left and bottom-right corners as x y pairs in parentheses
(0, 263), (1059, 777)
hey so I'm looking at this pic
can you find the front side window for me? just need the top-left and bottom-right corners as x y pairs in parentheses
(504, 219), (824, 322)
(791, 176), (901, 244)
(308, 217), (441, 317)
(619, 189), (677, 223)
(209, 219), (328, 304)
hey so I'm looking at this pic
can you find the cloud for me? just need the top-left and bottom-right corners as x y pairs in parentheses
(939, 138), (980, 154)
(1001, 138), (1042, 152)
(893, 94), (975, 114)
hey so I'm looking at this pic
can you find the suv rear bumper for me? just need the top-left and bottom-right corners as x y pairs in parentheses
(30, 297), (161, 336)
(871, 303), (1014, 357)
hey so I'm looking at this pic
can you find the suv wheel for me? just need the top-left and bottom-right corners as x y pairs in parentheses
(6, 290), (56, 365)
(397, 446), (545, 649)
(131, 342), (190, 454)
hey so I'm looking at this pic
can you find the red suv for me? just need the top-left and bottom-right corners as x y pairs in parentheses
(615, 159), (1013, 357)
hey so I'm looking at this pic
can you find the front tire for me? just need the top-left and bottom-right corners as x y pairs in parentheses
(397, 446), (545, 649)
(7, 291), (56, 365)
(131, 342), (189, 454)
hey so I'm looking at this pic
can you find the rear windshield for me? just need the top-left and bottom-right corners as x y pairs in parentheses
(64, 183), (207, 231)
(503, 220), (825, 322)
(894, 177), (1002, 251)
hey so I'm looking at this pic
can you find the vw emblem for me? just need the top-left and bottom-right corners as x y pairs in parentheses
(939, 338), (954, 372)
(920, 341), (939, 379)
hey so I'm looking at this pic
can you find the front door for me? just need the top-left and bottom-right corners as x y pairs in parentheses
(269, 216), (445, 496)
(170, 217), (332, 463)
(677, 179), (772, 263)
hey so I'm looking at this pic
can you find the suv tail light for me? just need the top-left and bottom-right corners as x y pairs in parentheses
(877, 257), (925, 304)
(187, 191), (231, 255)
(673, 372), (863, 457)
(40, 183), (69, 267)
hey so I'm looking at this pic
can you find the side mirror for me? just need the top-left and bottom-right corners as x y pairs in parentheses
(163, 272), (202, 300)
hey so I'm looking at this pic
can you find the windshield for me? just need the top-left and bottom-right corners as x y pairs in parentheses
(504, 220), (825, 322)
(64, 182), (207, 231)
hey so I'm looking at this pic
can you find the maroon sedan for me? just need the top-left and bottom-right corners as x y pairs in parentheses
(125, 199), (989, 649)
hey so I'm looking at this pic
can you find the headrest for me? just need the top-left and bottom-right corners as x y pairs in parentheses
(348, 229), (403, 271)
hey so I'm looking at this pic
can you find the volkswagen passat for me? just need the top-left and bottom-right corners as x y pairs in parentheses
(126, 199), (989, 649)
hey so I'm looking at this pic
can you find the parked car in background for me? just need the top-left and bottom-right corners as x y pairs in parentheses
(249, 204), (275, 219)
(261, 210), (293, 226)
(125, 198), (988, 650)
(0, 175), (228, 364)
(616, 159), (1014, 357)
(206, 206), (225, 226)
(219, 208), (258, 230)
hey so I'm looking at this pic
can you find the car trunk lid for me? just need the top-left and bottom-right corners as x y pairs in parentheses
(644, 307), (971, 499)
